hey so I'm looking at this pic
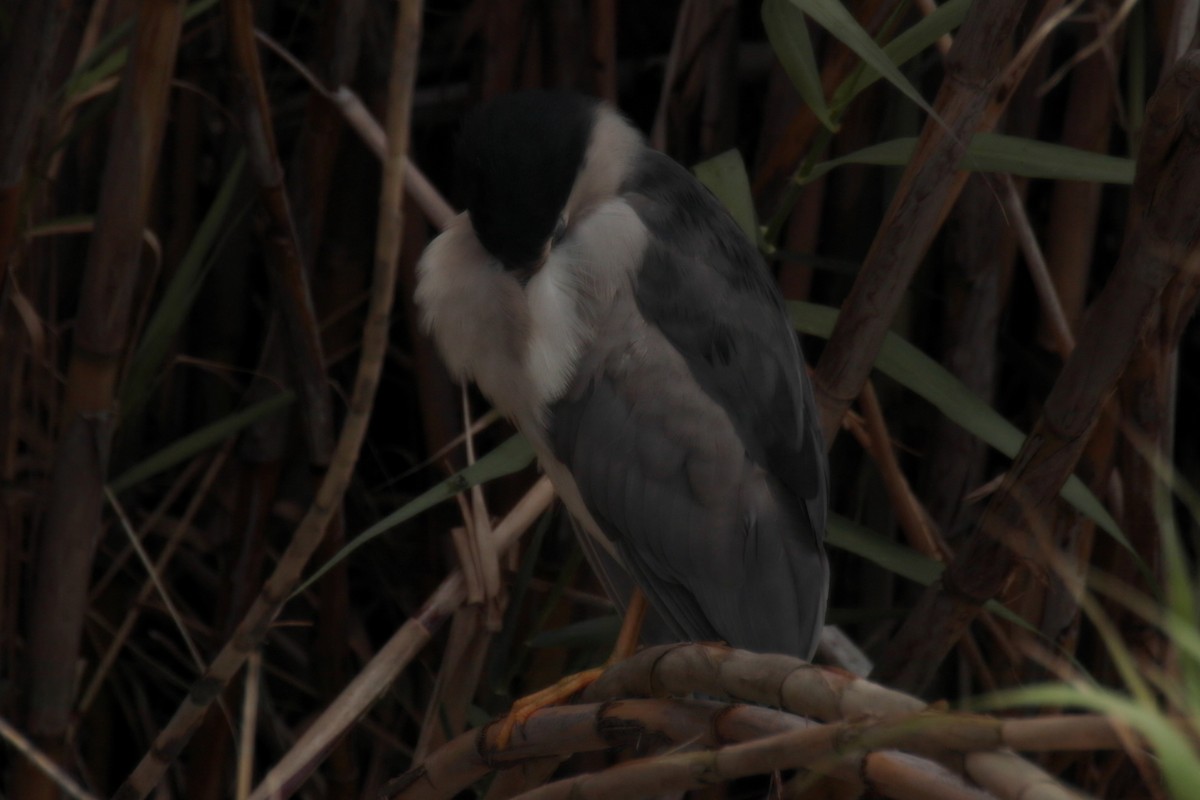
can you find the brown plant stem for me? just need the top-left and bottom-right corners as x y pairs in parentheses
(923, 174), (1015, 539)
(876, 49), (1200, 694)
(248, 477), (555, 800)
(1037, 16), (1117, 346)
(386, 646), (1115, 799)
(588, 0), (618, 102)
(222, 0), (334, 464)
(385, 699), (1068, 800)
(812, 0), (1067, 445)
(0, 713), (100, 800)
(284, 2), (368, 795)
(0, 0), (77, 286)
(111, 1), (424, 796)
(14, 4), (185, 799)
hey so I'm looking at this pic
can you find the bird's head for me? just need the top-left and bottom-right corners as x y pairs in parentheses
(455, 90), (640, 277)
(417, 90), (646, 417)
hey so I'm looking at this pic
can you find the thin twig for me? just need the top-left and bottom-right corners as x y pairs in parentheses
(913, 0), (953, 54)
(248, 477), (555, 799)
(79, 448), (232, 716)
(235, 650), (262, 800)
(105, 487), (206, 672)
(253, 27), (457, 230)
(1037, 0), (1138, 96)
(222, 0), (333, 462)
(998, 173), (1075, 356)
(0, 715), (101, 800)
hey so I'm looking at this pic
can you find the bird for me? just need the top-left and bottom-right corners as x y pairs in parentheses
(415, 89), (829, 665)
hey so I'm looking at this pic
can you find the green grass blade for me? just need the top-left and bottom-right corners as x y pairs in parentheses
(976, 683), (1200, 799)
(294, 435), (537, 595)
(802, 133), (1135, 184)
(121, 151), (249, 419)
(763, 0), (838, 131)
(109, 391), (295, 493)
(526, 615), (621, 649)
(826, 514), (942, 586)
(839, 0), (972, 107)
(788, 301), (1132, 555)
(693, 149), (759, 244)
(62, 0), (219, 99)
(789, 0), (935, 119)
(826, 514), (1032, 632)
(1156, 477), (1200, 699)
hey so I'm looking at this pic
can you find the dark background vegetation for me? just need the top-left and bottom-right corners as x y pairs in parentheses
(2, 0), (1198, 798)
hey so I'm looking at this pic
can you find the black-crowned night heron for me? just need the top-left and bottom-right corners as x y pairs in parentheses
(416, 89), (829, 687)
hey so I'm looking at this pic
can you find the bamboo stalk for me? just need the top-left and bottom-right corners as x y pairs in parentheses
(14, 5), (185, 799)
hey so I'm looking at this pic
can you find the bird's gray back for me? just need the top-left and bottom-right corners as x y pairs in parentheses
(548, 150), (829, 657)
(622, 150), (827, 536)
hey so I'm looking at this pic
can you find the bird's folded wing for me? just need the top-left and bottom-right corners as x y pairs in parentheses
(549, 291), (827, 657)
(622, 149), (827, 537)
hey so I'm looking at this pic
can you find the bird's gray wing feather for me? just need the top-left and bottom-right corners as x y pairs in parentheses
(550, 292), (827, 657)
(549, 150), (829, 657)
(561, 513), (677, 646)
(622, 150), (827, 537)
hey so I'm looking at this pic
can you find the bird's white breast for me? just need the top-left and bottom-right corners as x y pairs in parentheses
(523, 199), (649, 409)
(524, 259), (587, 406)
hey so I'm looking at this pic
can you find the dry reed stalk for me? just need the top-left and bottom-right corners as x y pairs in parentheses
(287, 0), (368, 260)
(922, 176), (1014, 537)
(0, 0), (77, 286)
(1110, 280), (1200, 660)
(0, 713), (100, 800)
(1038, 21), (1116, 346)
(14, 5), (185, 799)
(248, 477), (555, 799)
(112, 1), (424, 796)
(388, 699), (1053, 800)
(856, 381), (943, 560)
(812, 0), (1067, 445)
(222, 0), (334, 463)
(877, 48), (1200, 694)
(481, 0), (529, 96)
(588, 0), (618, 102)
(391, 695), (1115, 799)
(1000, 173), (1075, 357)
(1165, 0), (1200, 69)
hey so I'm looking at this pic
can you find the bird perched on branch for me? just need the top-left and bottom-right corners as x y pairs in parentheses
(416, 89), (828, 663)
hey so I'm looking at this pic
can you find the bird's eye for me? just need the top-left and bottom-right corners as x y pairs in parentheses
(551, 214), (568, 246)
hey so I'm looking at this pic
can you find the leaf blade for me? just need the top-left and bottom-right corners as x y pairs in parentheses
(787, 301), (1132, 553)
(693, 149), (759, 244)
(763, 0), (838, 131)
(804, 133), (1135, 184)
(790, 0), (934, 118)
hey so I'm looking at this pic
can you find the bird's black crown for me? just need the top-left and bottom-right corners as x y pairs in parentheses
(456, 90), (599, 271)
